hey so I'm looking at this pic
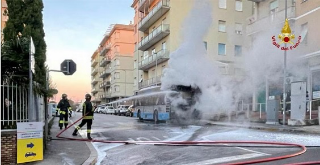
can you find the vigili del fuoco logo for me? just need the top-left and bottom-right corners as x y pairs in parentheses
(272, 19), (301, 50)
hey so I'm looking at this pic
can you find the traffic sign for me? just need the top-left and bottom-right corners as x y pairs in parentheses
(17, 122), (43, 163)
(60, 59), (76, 75)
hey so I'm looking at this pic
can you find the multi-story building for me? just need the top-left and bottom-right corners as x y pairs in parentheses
(93, 24), (135, 104)
(131, 0), (253, 93)
(1, 0), (8, 41)
(247, 0), (320, 109)
(91, 50), (103, 104)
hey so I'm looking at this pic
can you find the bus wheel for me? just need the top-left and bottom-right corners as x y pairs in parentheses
(137, 110), (142, 120)
(153, 110), (158, 124)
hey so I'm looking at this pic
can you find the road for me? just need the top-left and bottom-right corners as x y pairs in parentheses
(70, 112), (320, 165)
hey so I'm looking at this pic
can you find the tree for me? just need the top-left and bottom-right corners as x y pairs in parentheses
(1, 0), (47, 96)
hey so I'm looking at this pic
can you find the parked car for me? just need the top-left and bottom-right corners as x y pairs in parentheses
(105, 106), (115, 114)
(116, 105), (130, 116)
(97, 106), (106, 113)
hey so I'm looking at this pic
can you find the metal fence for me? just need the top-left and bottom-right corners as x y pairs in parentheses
(1, 82), (29, 129)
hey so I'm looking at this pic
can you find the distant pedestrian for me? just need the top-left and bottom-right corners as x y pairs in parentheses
(57, 94), (72, 130)
(72, 94), (94, 140)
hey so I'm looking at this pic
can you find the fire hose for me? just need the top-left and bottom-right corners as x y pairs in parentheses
(55, 113), (320, 165)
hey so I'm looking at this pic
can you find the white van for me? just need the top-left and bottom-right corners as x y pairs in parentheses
(116, 105), (130, 116)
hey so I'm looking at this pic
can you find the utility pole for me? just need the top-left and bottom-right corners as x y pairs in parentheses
(283, 0), (288, 126)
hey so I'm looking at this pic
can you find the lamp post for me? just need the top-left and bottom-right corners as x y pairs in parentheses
(282, 0), (288, 125)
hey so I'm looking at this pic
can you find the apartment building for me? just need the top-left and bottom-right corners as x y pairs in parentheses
(91, 50), (102, 104)
(131, 0), (253, 93)
(1, 0), (8, 41)
(247, 0), (320, 107)
(92, 24), (135, 104)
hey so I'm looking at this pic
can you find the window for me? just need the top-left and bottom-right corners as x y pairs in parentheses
(115, 59), (120, 66)
(134, 60), (137, 69)
(143, 51), (148, 59)
(152, 48), (156, 55)
(235, 23), (242, 35)
(203, 41), (207, 50)
(235, 45), (242, 56)
(162, 42), (166, 50)
(114, 72), (120, 79)
(134, 77), (137, 86)
(219, 0), (226, 9)
(162, 65), (166, 74)
(218, 20), (226, 32)
(301, 23), (308, 45)
(114, 85), (120, 92)
(218, 43), (226, 55)
(235, 0), (242, 11)
(270, 1), (278, 21)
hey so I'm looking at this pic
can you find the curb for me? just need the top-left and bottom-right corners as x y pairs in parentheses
(207, 121), (319, 135)
(70, 119), (98, 165)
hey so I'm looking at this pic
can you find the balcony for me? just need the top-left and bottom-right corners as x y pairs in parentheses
(91, 68), (98, 76)
(99, 81), (111, 88)
(138, 24), (170, 51)
(139, 75), (162, 89)
(91, 59), (98, 67)
(99, 56), (111, 67)
(138, 0), (156, 12)
(91, 88), (98, 94)
(100, 44), (111, 56)
(246, 6), (295, 35)
(139, 49), (170, 71)
(91, 78), (98, 85)
(138, 0), (170, 32)
(99, 67), (112, 78)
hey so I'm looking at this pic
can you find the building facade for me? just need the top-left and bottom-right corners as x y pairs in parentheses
(91, 24), (135, 104)
(247, 0), (320, 110)
(131, 0), (253, 93)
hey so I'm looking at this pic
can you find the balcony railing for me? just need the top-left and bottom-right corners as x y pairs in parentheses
(91, 59), (98, 67)
(246, 6), (295, 35)
(91, 78), (98, 85)
(99, 81), (111, 88)
(99, 67), (112, 78)
(91, 68), (98, 76)
(138, 0), (157, 12)
(139, 75), (162, 89)
(91, 88), (98, 94)
(139, 49), (170, 71)
(99, 56), (111, 67)
(138, 0), (170, 32)
(100, 44), (111, 56)
(138, 24), (170, 51)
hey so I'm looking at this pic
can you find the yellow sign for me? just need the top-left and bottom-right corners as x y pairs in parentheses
(17, 138), (43, 163)
(17, 122), (43, 164)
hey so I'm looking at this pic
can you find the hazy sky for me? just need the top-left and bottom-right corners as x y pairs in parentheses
(42, 0), (133, 102)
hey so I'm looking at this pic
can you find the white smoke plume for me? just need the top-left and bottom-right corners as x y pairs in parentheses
(161, 0), (309, 120)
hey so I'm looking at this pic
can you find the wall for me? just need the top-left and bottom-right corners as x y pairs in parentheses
(1, 131), (17, 165)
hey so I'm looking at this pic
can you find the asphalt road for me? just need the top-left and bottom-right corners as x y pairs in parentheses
(72, 112), (320, 165)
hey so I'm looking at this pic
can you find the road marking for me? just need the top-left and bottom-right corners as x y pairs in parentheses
(184, 153), (265, 165)
(152, 136), (162, 141)
(137, 137), (151, 141)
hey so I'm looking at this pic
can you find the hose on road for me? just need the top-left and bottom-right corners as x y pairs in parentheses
(55, 114), (319, 165)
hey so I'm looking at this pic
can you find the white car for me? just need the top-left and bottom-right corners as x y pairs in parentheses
(97, 106), (106, 113)
(116, 105), (130, 116)
(105, 106), (115, 114)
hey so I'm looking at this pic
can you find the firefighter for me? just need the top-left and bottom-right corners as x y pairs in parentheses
(57, 94), (72, 130)
(72, 94), (94, 140)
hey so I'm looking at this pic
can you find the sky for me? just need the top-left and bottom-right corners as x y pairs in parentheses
(42, 0), (133, 102)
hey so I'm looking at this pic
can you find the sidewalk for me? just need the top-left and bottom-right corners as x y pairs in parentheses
(26, 117), (97, 165)
(205, 120), (320, 135)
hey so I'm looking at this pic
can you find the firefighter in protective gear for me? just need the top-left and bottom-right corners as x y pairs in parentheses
(72, 94), (94, 140)
(57, 94), (72, 130)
